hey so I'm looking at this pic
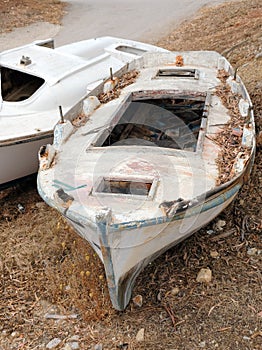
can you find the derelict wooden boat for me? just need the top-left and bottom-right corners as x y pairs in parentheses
(37, 51), (255, 310)
(0, 36), (167, 186)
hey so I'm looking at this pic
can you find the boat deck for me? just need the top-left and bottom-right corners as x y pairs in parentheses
(39, 51), (239, 224)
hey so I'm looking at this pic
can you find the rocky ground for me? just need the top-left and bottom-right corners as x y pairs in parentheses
(0, 0), (261, 349)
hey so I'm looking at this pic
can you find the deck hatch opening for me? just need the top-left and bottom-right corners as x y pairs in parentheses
(96, 94), (207, 152)
(1, 66), (45, 102)
(157, 68), (199, 79)
(115, 45), (147, 56)
(95, 178), (153, 196)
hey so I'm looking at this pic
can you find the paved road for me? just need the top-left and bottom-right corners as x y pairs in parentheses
(0, 0), (229, 50)
(55, 0), (228, 45)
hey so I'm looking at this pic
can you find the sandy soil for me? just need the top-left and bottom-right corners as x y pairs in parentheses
(0, 0), (261, 349)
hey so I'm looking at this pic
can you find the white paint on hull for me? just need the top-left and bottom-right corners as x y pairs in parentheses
(0, 135), (53, 185)
(65, 187), (238, 310)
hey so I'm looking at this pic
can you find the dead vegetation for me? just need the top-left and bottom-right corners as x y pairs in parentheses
(0, 0), (261, 349)
(213, 70), (251, 185)
(0, 0), (67, 35)
(98, 70), (139, 104)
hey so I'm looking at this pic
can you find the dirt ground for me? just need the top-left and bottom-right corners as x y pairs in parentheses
(0, 0), (66, 35)
(0, 0), (261, 349)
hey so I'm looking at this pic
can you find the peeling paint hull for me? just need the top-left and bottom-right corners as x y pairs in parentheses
(37, 50), (256, 310)
(65, 180), (241, 310)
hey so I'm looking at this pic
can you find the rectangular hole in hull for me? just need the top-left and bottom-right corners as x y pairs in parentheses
(96, 179), (152, 196)
(157, 68), (198, 79)
(99, 97), (205, 152)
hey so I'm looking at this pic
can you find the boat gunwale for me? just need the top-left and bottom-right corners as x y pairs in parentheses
(43, 157), (253, 234)
(0, 131), (53, 147)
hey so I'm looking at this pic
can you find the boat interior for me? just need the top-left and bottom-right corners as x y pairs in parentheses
(97, 95), (207, 152)
(0, 66), (44, 102)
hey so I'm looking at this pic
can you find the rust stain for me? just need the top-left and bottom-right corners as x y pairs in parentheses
(98, 70), (139, 104)
(175, 55), (184, 67)
(54, 188), (74, 208)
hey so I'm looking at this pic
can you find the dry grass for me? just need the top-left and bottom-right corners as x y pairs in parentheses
(0, 0), (67, 34)
(0, 0), (262, 349)
(212, 70), (251, 185)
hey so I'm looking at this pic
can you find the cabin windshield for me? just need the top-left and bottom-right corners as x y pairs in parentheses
(0, 66), (45, 102)
(97, 94), (207, 152)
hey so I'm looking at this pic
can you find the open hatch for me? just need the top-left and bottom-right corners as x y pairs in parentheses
(157, 68), (199, 79)
(95, 92), (209, 152)
(93, 176), (158, 199)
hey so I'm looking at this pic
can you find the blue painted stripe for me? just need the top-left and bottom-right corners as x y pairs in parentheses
(96, 213), (121, 309)
(110, 182), (241, 231)
(52, 179), (87, 191)
(52, 180), (241, 233)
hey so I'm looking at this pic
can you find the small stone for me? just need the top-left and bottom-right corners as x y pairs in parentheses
(66, 342), (79, 350)
(243, 336), (251, 341)
(132, 294), (143, 307)
(214, 220), (226, 231)
(171, 287), (180, 296)
(207, 229), (214, 235)
(62, 345), (71, 350)
(199, 341), (206, 348)
(17, 203), (25, 213)
(46, 338), (62, 349)
(196, 268), (212, 283)
(94, 344), (103, 350)
(68, 336), (80, 341)
(136, 328), (145, 342)
(210, 250), (219, 258)
(247, 247), (258, 256)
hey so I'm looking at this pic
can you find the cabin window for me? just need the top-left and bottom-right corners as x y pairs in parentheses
(97, 95), (207, 152)
(1, 67), (44, 102)
(115, 45), (147, 56)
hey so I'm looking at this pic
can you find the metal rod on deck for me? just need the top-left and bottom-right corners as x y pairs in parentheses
(233, 67), (238, 80)
(59, 105), (64, 123)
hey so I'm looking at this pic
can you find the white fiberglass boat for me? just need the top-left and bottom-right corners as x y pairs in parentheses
(0, 36), (168, 186)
